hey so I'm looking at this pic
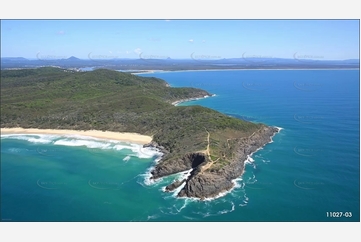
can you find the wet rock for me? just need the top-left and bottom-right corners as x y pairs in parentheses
(165, 179), (186, 192)
(152, 126), (280, 199)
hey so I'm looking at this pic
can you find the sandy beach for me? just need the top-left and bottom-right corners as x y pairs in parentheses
(0, 128), (153, 145)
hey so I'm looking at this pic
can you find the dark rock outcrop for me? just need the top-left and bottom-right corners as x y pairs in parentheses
(150, 125), (280, 200)
(177, 173), (234, 200)
(150, 152), (207, 179)
(143, 141), (169, 156)
(165, 179), (186, 192)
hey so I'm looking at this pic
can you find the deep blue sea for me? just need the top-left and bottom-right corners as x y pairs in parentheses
(1, 69), (359, 222)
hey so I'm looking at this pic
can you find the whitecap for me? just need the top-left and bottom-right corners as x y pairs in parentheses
(2, 134), (164, 160)
(275, 126), (284, 132)
(183, 215), (197, 220)
(141, 167), (164, 186)
(1, 134), (59, 144)
(123, 155), (131, 161)
(54, 139), (112, 149)
(147, 214), (160, 221)
(232, 177), (244, 189)
(202, 189), (233, 201)
(49, 136), (164, 160)
(7, 148), (23, 153)
(167, 168), (193, 198)
(269, 126), (283, 143)
(244, 155), (255, 164)
(114, 143), (162, 159)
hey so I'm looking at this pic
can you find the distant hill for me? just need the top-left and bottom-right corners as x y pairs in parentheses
(1, 57), (29, 61)
(1, 56), (359, 70)
(65, 56), (81, 61)
(341, 59), (360, 64)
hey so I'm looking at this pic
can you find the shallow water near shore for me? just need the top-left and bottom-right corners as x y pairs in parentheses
(1, 69), (359, 221)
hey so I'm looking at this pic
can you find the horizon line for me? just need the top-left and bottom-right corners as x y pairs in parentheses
(1, 56), (360, 61)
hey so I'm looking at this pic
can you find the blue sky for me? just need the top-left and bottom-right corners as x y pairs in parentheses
(1, 20), (359, 60)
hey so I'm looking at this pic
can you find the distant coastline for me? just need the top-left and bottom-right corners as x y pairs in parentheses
(130, 68), (360, 75)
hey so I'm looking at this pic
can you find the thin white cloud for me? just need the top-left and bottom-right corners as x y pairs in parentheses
(202, 40), (206, 43)
(134, 48), (142, 55)
(189, 39), (194, 43)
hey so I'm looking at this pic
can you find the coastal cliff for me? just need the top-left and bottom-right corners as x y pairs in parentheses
(147, 125), (280, 200)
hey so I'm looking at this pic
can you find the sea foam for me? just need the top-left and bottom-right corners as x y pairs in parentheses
(2, 133), (162, 160)
(123, 155), (131, 161)
(1, 134), (60, 144)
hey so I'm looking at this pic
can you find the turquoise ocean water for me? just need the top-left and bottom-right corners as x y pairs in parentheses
(1, 70), (359, 222)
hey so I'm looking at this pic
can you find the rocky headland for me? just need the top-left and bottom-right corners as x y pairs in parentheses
(146, 125), (280, 200)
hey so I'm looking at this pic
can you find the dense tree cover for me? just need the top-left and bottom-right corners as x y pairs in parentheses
(1, 67), (262, 166)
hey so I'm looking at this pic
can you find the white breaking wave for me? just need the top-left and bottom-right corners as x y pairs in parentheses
(54, 139), (112, 149)
(140, 150), (165, 186)
(54, 137), (161, 159)
(1, 134), (60, 144)
(270, 126), (283, 143)
(232, 177), (244, 189)
(275, 126), (284, 131)
(142, 166), (163, 186)
(2, 133), (163, 160)
(244, 155), (255, 164)
(114, 143), (163, 159)
(169, 168), (193, 198)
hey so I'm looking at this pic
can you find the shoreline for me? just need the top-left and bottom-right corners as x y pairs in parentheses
(131, 68), (359, 75)
(0, 128), (152, 145)
(204, 126), (282, 200)
(204, 126), (283, 201)
(150, 126), (281, 200)
(171, 94), (216, 106)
